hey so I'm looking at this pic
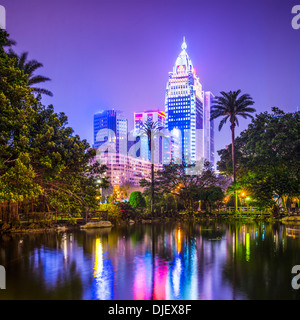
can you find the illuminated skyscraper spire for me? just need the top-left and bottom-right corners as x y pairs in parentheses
(181, 36), (187, 51)
(165, 37), (215, 168)
(173, 37), (193, 75)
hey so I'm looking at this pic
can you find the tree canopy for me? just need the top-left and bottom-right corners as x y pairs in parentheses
(141, 160), (224, 211)
(0, 30), (107, 220)
(129, 191), (146, 208)
(217, 107), (300, 210)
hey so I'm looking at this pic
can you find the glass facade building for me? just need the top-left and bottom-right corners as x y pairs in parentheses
(93, 109), (128, 155)
(165, 38), (214, 167)
(133, 110), (165, 164)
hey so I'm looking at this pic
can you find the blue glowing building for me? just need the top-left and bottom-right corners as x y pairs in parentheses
(93, 109), (127, 155)
(165, 38), (214, 167)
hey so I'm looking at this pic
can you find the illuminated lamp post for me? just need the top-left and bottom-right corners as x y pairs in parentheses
(95, 177), (102, 204)
(245, 196), (251, 214)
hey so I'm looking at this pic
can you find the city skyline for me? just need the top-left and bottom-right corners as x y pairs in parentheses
(2, 0), (300, 163)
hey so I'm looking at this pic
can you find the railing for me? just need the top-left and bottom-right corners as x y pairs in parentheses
(286, 227), (300, 238)
(18, 211), (76, 223)
(220, 207), (271, 215)
(0, 210), (109, 224)
(82, 210), (108, 224)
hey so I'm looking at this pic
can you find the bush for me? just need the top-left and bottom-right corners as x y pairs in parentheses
(117, 202), (138, 220)
(129, 191), (146, 208)
(99, 203), (122, 223)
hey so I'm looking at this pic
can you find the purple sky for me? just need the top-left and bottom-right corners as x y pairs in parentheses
(2, 0), (300, 163)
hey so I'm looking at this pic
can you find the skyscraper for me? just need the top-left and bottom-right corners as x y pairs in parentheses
(93, 109), (128, 155)
(204, 91), (215, 166)
(133, 110), (165, 164)
(165, 38), (214, 167)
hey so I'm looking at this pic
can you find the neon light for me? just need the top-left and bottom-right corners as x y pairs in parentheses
(177, 65), (185, 73)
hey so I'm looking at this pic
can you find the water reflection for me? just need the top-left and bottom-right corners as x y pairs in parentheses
(1, 221), (300, 300)
(93, 238), (114, 300)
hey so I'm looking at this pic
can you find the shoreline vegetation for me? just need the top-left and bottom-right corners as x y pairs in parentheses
(1, 210), (299, 234)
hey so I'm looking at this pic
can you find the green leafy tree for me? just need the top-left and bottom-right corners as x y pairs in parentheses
(0, 30), (108, 222)
(129, 191), (146, 208)
(149, 160), (220, 212)
(217, 108), (300, 213)
(0, 30), (41, 215)
(198, 186), (224, 213)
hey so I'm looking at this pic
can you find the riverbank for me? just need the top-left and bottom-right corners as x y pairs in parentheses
(1, 212), (297, 234)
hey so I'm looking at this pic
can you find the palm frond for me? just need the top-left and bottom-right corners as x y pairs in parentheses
(18, 52), (28, 70)
(28, 75), (51, 85)
(32, 88), (53, 97)
(218, 117), (228, 131)
(211, 89), (255, 129)
(24, 60), (44, 76)
(3, 38), (16, 47)
(6, 50), (53, 97)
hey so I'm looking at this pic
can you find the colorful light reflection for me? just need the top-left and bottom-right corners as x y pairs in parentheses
(93, 238), (114, 300)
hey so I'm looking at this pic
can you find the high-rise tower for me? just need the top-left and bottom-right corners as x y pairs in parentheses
(165, 38), (204, 165)
(93, 109), (128, 155)
(165, 38), (214, 167)
(133, 110), (165, 164)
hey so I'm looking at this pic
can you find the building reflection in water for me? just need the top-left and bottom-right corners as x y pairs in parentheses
(92, 238), (114, 300)
(133, 253), (152, 300)
(5, 221), (297, 300)
(130, 226), (199, 300)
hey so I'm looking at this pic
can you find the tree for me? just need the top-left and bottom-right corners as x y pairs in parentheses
(217, 108), (300, 213)
(0, 29), (107, 222)
(129, 191), (146, 208)
(0, 30), (41, 216)
(137, 120), (163, 216)
(152, 160), (220, 212)
(198, 186), (224, 213)
(8, 50), (53, 96)
(28, 104), (109, 213)
(211, 90), (255, 211)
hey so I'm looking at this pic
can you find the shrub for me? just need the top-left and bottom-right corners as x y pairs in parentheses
(129, 191), (146, 208)
(99, 203), (122, 223)
(117, 202), (137, 220)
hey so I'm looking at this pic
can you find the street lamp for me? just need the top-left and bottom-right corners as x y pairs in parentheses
(95, 176), (103, 204)
(245, 196), (251, 214)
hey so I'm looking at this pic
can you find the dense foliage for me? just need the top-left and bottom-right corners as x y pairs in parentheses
(140, 160), (226, 213)
(129, 191), (146, 208)
(217, 108), (300, 211)
(0, 30), (108, 221)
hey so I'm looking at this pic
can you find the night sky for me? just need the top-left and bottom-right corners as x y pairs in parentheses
(2, 0), (300, 163)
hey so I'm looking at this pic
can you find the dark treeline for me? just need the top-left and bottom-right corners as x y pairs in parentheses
(0, 30), (108, 224)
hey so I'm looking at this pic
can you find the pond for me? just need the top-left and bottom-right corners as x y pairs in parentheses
(0, 221), (300, 300)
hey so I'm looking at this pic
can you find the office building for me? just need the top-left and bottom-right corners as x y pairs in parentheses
(93, 109), (128, 155)
(95, 152), (163, 187)
(165, 38), (214, 167)
(133, 110), (165, 164)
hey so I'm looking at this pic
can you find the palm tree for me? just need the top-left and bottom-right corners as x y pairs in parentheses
(210, 89), (255, 211)
(138, 120), (163, 216)
(8, 50), (53, 96)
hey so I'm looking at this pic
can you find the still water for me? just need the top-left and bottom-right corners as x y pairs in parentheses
(0, 221), (300, 300)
